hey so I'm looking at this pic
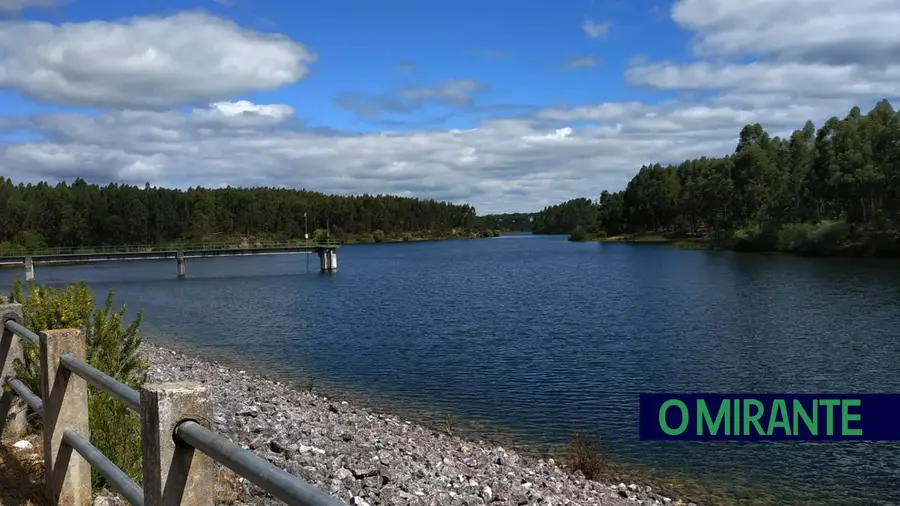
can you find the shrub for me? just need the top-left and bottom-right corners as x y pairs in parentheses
(568, 227), (589, 242)
(11, 277), (147, 489)
(566, 432), (608, 480)
(806, 220), (851, 254)
(776, 222), (815, 253)
(372, 229), (386, 243)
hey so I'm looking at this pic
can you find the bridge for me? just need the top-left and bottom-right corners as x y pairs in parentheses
(0, 240), (342, 281)
(0, 300), (348, 506)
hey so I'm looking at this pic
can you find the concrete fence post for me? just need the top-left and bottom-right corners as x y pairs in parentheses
(141, 381), (214, 506)
(0, 301), (27, 438)
(40, 328), (91, 506)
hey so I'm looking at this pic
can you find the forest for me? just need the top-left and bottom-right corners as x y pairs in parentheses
(481, 213), (534, 232)
(0, 179), (494, 251)
(532, 99), (900, 256)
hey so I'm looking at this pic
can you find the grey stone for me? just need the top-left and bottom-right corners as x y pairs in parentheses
(138, 341), (693, 506)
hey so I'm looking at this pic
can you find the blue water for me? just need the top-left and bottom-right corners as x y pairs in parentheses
(4, 235), (899, 505)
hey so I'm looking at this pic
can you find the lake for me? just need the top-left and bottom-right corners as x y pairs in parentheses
(3, 235), (899, 505)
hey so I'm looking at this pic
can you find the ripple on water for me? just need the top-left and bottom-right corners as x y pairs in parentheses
(5, 237), (900, 506)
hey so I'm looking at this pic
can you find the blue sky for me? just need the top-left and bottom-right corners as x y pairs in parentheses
(0, 0), (897, 213)
(5, 0), (680, 132)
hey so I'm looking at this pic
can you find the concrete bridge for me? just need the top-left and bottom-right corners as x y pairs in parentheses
(0, 240), (341, 281)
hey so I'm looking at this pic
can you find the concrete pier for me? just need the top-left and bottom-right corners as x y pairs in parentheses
(318, 247), (337, 272)
(176, 251), (186, 279)
(24, 256), (34, 282)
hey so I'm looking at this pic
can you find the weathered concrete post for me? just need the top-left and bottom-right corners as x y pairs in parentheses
(24, 256), (35, 282)
(317, 247), (338, 272)
(0, 300), (27, 438)
(40, 328), (91, 506)
(141, 381), (214, 506)
(176, 251), (186, 279)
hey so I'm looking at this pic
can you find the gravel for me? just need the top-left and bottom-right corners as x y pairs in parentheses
(138, 342), (697, 506)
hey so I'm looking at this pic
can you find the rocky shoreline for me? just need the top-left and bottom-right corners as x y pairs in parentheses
(140, 341), (694, 506)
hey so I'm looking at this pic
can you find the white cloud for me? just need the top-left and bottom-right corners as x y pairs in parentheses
(0, 0), (59, 11)
(1, 1), (900, 214)
(0, 11), (316, 109)
(671, 0), (900, 65)
(582, 18), (611, 39)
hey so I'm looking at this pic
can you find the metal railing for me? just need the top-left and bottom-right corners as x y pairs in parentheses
(0, 304), (348, 506)
(0, 239), (343, 258)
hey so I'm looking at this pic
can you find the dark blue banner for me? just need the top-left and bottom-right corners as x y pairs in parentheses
(639, 393), (900, 441)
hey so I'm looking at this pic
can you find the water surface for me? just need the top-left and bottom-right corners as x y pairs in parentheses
(4, 235), (899, 505)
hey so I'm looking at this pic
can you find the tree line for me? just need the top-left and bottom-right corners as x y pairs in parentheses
(0, 178), (490, 249)
(533, 99), (900, 255)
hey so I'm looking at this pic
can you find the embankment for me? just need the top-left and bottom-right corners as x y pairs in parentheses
(140, 342), (689, 506)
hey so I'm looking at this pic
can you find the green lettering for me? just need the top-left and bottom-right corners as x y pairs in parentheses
(697, 399), (730, 436)
(659, 400), (689, 435)
(733, 398), (740, 435)
(820, 399), (840, 435)
(742, 399), (765, 435)
(792, 399), (817, 436)
(767, 399), (791, 435)
(841, 399), (862, 436)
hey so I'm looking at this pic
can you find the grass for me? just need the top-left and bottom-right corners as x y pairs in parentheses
(0, 434), (45, 506)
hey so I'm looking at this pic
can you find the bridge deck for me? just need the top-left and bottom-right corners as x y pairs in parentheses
(0, 243), (340, 266)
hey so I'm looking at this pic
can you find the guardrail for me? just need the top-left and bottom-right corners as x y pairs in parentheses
(0, 302), (348, 506)
(0, 239), (343, 258)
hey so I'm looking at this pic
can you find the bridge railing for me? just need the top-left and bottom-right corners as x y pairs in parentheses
(0, 302), (348, 506)
(0, 239), (343, 258)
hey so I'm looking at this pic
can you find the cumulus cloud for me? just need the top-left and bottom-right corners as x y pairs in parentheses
(1, 1), (900, 214)
(671, 0), (900, 65)
(0, 11), (316, 109)
(582, 18), (610, 39)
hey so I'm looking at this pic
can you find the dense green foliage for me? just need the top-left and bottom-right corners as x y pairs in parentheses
(534, 100), (900, 256)
(0, 178), (486, 248)
(481, 213), (534, 232)
(10, 279), (146, 489)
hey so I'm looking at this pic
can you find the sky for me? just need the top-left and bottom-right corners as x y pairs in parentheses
(0, 0), (899, 214)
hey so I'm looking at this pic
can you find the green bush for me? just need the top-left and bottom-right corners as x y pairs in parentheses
(568, 227), (589, 242)
(11, 277), (147, 489)
(372, 229), (386, 243)
(776, 223), (815, 253)
(775, 220), (851, 255)
(806, 220), (851, 254)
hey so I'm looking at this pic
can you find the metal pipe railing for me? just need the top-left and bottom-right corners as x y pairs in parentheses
(62, 429), (144, 506)
(3, 317), (348, 506)
(59, 353), (141, 412)
(4, 377), (43, 418)
(4, 320), (39, 345)
(175, 421), (346, 506)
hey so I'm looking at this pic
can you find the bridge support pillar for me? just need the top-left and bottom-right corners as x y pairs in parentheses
(176, 251), (185, 279)
(24, 256), (34, 282)
(318, 247), (337, 272)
